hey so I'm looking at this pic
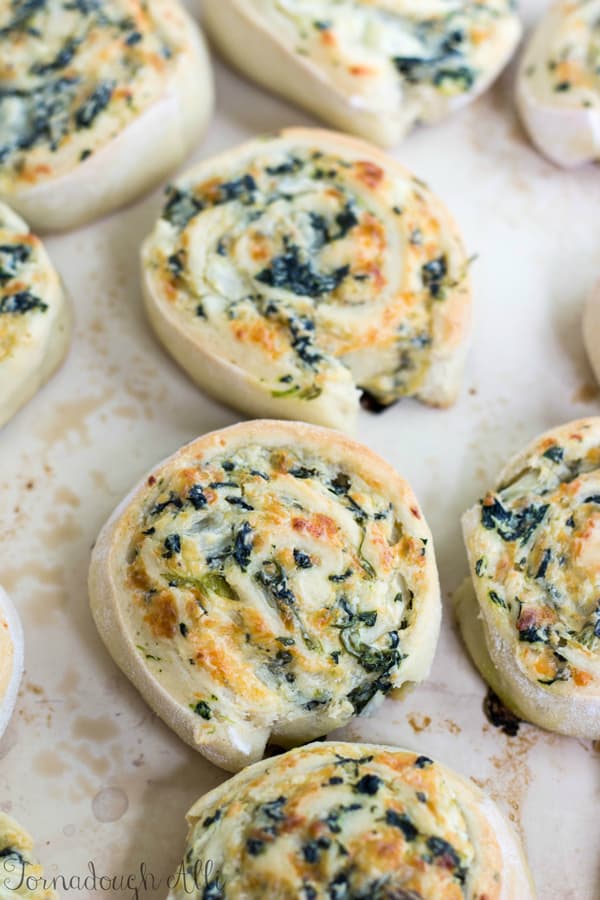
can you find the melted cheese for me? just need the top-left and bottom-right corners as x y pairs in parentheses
(0, 814), (56, 900)
(216, 0), (520, 137)
(0, 0), (193, 193)
(465, 420), (600, 691)
(169, 743), (483, 899)
(143, 132), (470, 418)
(125, 438), (434, 740)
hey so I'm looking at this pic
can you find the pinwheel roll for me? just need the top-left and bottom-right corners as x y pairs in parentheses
(0, 203), (71, 428)
(0, 0), (213, 232)
(168, 741), (535, 900)
(583, 279), (600, 386)
(202, 0), (522, 148)
(141, 129), (471, 433)
(459, 418), (600, 737)
(517, 1), (600, 167)
(89, 421), (441, 772)
(0, 814), (56, 900)
(0, 587), (23, 742)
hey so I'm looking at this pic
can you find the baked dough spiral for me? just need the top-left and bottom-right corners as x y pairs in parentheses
(0, 0), (213, 231)
(167, 741), (535, 900)
(459, 417), (600, 737)
(141, 128), (471, 433)
(517, 0), (600, 167)
(89, 421), (441, 771)
(203, 0), (522, 147)
(0, 202), (71, 427)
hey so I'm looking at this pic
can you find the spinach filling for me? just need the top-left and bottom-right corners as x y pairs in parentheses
(481, 497), (549, 545)
(0, 290), (48, 314)
(256, 240), (350, 299)
(0, 243), (30, 283)
(392, 22), (476, 93)
(0, 2), (177, 166)
(0, 0), (48, 38)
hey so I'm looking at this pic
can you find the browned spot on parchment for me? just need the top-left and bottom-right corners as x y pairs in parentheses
(408, 713), (431, 733)
(72, 714), (119, 742)
(572, 382), (600, 404)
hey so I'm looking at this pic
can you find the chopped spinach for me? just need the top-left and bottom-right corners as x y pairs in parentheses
(481, 497), (548, 545)
(150, 491), (183, 516)
(233, 522), (253, 570)
(191, 700), (211, 720)
(75, 80), (115, 128)
(422, 255), (447, 298)
(188, 484), (207, 509)
(353, 773), (382, 796)
(0, 290), (47, 314)
(542, 446), (564, 463)
(293, 549), (313, 568)
(385, 810), (418, 841)
(163, 186), (204, 229)
(256, 241), (350, 298)
(535, 548), (552, 580)
(0, 243), (30, 283)
(163, 534), (181, 559)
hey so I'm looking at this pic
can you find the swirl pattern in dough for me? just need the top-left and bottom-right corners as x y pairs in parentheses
(203, 0), (522, 147)
(141, 128), (471, 433)
(168, 741), (535, 900)
(459, 417), (600, 737)
(89, 421), (441, 771)
(0, 0), (213, 230)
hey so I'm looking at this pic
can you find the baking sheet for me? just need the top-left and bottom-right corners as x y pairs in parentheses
(1, 1), (599, 896)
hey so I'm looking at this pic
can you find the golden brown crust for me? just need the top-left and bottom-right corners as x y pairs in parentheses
(460, 417), (600, 737)
(89, 421), (441, 771)
(141, 128), (471, 432)
(0, 1), (213, 231)
(203, 1), (522, 147)
(167, 741), (535, 900)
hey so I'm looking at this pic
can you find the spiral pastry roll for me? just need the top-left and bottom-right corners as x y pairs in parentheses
(89, 421), (441, 771)
(517, 1), (600, 167)
(0, 203), (71, 427)
(0, 0), (213, 232)
(0, 814), (56, 900)
(459, 418), (600, 737)
(0, 587), (23, 741)
(141, 129), (471, 433)
(583, 279), (600, 386)
(202, 1), (521, 148)
(168, 741), (535, 900)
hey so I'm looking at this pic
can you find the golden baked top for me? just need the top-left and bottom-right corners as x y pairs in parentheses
(241, 0), (520, 112)
(464, 418), (600, 692)
(0, 0), (192, 192)
(169, 741), (512, 900)
(142, 129), (470, 418)
(125, 432), (435, 727)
